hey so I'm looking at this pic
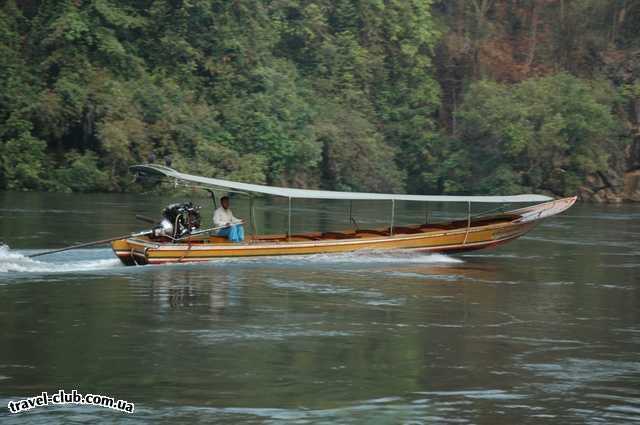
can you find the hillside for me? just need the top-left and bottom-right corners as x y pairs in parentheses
(1, 0), (639, 201)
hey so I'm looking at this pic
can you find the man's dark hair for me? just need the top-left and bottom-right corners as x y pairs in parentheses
(220, 196), (230, 203)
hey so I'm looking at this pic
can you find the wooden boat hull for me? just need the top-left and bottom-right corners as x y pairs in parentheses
(111, 196), (576, 266)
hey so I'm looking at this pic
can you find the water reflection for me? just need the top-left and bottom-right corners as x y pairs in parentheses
(145, 268), (242, 319)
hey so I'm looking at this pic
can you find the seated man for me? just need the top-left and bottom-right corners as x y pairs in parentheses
(213, 196), (244, 242)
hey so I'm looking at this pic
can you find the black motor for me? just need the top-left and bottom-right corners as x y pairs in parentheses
(151, 202), (201, 239)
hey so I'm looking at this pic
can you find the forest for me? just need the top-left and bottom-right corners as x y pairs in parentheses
(1, 0), (639, 201)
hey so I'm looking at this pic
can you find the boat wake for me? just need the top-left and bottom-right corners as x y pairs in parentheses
(0, 243), (461, 276)
(292, 250), (464, 265)
(0, 245), (122, 274)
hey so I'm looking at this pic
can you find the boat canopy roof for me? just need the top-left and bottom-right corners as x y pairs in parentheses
(131, 164), (553, 203)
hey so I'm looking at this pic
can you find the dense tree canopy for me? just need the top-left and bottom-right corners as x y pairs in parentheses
(0, 0), (638, 198)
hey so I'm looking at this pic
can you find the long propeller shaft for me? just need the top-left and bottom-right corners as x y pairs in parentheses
(28, 231), (151, 258)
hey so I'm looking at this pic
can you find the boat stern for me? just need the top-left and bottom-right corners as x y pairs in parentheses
(111, 238), (137, 266)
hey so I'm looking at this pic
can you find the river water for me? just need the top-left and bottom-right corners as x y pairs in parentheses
(0, 192), (638, 424)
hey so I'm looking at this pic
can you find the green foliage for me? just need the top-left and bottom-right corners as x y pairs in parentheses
(449, 74), (622, 196)
(53, 150), (110, 192)
(0, 132), (48, 190)
(189, 140), (268, 184)
(314, 102), (405, 192)
(0, 0), (634, 197)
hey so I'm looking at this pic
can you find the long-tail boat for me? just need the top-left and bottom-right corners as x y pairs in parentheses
(111, 164), (576, 266)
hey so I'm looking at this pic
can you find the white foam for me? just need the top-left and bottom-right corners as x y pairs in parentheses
(0, 245), (122, 274)
(270, 250), (464, 265)
(0, 244), (461, 274)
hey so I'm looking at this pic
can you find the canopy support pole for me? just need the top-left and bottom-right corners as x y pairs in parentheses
(249, 195), (257, 241)
(424, 204), (429, 224)
(205, 189), (217, 210)
(207, 189), (217, 228)
(390, 200), (396, 236)
(348, 200), (359, 230)
(287, 197), (292, 241)
(463, 201), (471, 245)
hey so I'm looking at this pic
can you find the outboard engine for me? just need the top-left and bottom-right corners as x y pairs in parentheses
(151, 202), (201, 240)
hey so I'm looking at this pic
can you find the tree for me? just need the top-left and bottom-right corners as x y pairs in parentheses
(453, 74), (623, 195)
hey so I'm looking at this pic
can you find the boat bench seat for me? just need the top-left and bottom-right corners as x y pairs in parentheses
(392, 226), (424, 234)
(356, 229), (388, 236)
(321, 231), (356, 239)
(205, 236), (229, 243)
(419, 224), (456, 230)
(290, 232), (323, 240)
(255, 234), (288, 241)
(355, 231), (385, 238)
